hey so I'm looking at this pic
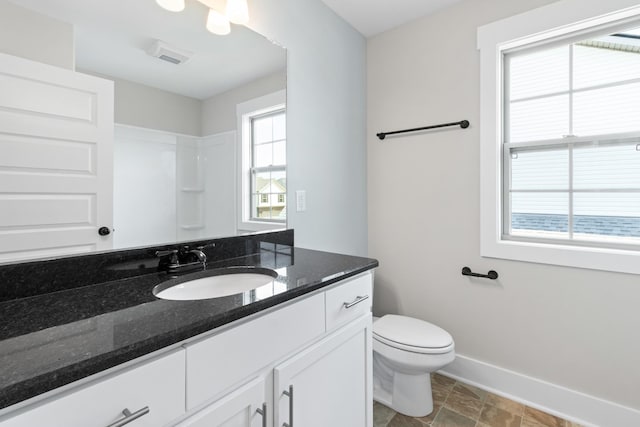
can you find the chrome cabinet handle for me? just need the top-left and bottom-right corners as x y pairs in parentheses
(256, 403), (267, 427)
(282, 385), (293, 427)
(106, 407), (149, 427)
(343, 295), (369, 309)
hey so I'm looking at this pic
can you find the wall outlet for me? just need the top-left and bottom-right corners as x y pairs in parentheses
(296, 190), (306, 212)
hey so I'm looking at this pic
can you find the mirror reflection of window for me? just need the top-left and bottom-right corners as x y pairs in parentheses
(250, 109), (287, 222)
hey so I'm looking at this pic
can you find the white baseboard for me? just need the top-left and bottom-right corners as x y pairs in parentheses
(439, 354), (640, 427)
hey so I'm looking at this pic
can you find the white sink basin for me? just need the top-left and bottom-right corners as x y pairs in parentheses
(153, 267), (278, 301)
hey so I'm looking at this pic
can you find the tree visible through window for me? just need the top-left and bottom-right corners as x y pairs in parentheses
(250, 109), (286, 221)
(504, 26), (640, 248)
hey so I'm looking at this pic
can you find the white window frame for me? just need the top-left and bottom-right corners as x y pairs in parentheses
(236, 90), (286, 232)
(478, 0), (640, 274)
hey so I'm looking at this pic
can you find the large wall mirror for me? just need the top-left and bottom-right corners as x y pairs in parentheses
(0, 0), (287, 263)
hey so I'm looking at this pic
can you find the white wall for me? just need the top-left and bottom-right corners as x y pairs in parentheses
(249, 0), (368, 256)
(367, 0), (640, 415)
(0, 0), (74, 69)
(201, 70), (286, 136)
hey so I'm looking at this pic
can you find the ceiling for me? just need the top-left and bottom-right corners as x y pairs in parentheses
(11, 0), (468, 98)
(11, 0), (286, 100)
(321, 0), (465, 37)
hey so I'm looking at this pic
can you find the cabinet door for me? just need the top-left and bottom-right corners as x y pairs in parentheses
(274, 314), (372, 427)
(177, 376), (268, 427)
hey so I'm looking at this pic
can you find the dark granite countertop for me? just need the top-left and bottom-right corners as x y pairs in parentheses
(0, 246), (377, 410)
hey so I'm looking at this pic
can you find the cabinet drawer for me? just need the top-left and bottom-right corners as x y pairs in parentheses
(185, 293), (325, 410)
(325, 273), (372, 331)
(0, 349), (185, 427)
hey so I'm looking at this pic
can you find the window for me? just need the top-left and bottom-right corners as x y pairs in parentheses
(237, 90), (286, 231)
(504, 29), (640, 248)
(250, 109), (286, 222)
(478, 0), (640, 274)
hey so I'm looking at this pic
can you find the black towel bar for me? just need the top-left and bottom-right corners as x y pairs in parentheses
(461, 267), (498, 280)
(377, 120), (469, 140)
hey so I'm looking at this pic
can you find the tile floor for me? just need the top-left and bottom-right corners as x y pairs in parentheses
(373, 373), (582, 427)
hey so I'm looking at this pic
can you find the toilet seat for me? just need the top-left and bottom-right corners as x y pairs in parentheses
(373, 315), (454, 355)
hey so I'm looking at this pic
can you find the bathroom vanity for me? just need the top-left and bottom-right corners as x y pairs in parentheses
(0, 236), (377, 427)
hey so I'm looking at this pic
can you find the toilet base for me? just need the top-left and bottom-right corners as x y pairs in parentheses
(373, 355), (435, 417)
(392, 372), (434, 417)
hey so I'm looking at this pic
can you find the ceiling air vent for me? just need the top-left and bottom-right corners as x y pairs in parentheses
(146, 40), (194, 65)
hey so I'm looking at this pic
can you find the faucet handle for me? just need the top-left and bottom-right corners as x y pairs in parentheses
(155, 249), (178, 258)
(155, 249), (179, 268)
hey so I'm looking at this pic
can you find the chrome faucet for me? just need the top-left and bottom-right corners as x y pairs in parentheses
(188, 248), (207, 263)
(155, 245), (210, 273)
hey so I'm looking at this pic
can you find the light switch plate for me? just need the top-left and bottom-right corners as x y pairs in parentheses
(296, 190), (306, 212)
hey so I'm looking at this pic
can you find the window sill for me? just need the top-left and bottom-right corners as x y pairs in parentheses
(238, 220), (286, 233)
(481, 237), (640, 275)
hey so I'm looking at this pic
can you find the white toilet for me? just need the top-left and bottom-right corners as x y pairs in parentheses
(372, 315), (455, 417)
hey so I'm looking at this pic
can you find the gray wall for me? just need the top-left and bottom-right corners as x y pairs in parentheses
(112, 77), (202, 136)
(82, 71), (203, 136)
(367, 0), (640, 412)
(250, 0), (368, 256)
(0, 0), (74, 69)
(201, 70), (286, 135)
(85, 70), (286, 137)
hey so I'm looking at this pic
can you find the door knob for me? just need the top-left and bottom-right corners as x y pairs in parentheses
(98, 226), (111, 236)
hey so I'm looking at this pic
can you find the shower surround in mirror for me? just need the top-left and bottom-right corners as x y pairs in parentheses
(113, 126), (236, 249)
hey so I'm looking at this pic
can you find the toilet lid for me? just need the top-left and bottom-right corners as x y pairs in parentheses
(373, 315), (453, 349)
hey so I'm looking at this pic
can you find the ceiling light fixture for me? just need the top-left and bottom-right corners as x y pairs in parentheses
(226, 0), (249, 25)
(206, 8), (231, 35)
(155, 0), (249, 35)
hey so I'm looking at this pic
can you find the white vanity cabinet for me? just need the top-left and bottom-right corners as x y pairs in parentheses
(0, 271), (374, 427)
(183, 293), (326, 411)
(180, 272), (374, 427)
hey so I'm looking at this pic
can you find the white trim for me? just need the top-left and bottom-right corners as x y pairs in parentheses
(440, 354), (640, 427)
(236, 90), (286, 233)
(478, 0), (640, 274)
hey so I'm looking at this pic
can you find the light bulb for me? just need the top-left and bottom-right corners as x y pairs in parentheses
(156, 0), (185, 12)
(226, 0), (249, 25)
(207, 8), (231, 35)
